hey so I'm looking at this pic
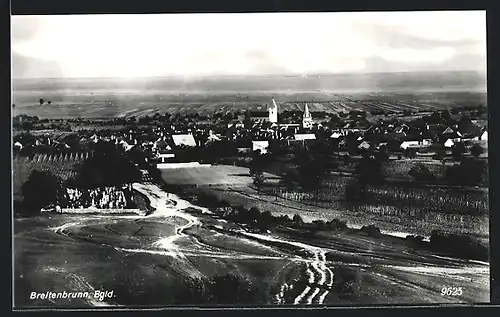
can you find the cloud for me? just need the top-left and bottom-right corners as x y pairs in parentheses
(10, 16), (42, 42)
(353, 21), (484, 50)
(11, 52), (64, 79)
(10, 11), (487, 78)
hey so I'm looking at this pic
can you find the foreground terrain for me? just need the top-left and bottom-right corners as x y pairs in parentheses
(14, 182), (489, 307)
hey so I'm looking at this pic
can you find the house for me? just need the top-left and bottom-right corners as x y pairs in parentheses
(444, 139), (455, 148)
(358, 141), (371, 150)
(205, 133), (222, 144)
(330, 131), (342, 139)
(294, 133), (316, 141)
(153, 138), (172, 151)
(119, 140), (134, 152)
(90, 134), (99, 143)
(13, 141), (23, 150)
(172, 134), (197, 147)
(252, 140), (269, 154)
(227, 120), (244, 129)
(400, 138), (432, 150)
(400, 140), (420, 150)
(156, 152), (176, 163)
(480, 130), (488, 141)
(376, 142), (388, 150)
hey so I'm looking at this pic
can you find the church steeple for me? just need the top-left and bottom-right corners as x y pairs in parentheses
(302, 103), (313, 129)
(304, 103), (311, 119)
(269, 98), (278, 123)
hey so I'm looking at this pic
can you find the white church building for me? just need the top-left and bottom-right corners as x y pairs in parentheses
(267, 99), (314, 129)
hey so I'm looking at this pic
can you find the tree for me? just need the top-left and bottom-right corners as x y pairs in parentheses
(294, 143), (332, 196)
(293, 214), (303, 224)
(280, 171), (297, 191)
(445, 159), (487, 186)
(404, 148), (417, 159)
(409, 163), (436, 182)
(39, 98), (44, 105)
(22, 170), (66, 213)
(355, 157), (384, 185)
(374, 147), (390, 162)
(74, 141), (142, 189)
(470, 143), (485, 159)
(252, 171), (266, 191)
(452, 142), (467, 161)
(207, 274), (259, 304)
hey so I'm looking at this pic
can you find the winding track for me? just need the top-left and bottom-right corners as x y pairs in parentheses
(42, 182), (489, 306)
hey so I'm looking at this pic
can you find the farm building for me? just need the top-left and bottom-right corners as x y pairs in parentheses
(400, 138), (432, 150)
(444, 139), (455, 148)
(330, 131), (342, 139)
(227, 120), (245, 129)
(156, 153), (176, 163)
(358, 141), (371, 150)
(205, 133), (222, 144)
(172, 134), (197, 147)
(153, 138), (172, 151)
(13, 141), (23, 150)
(480, 130), (488, 141)
(400, 140), (420, 150)
(252, 140), (269, 154)
(294, 133), (316, 141)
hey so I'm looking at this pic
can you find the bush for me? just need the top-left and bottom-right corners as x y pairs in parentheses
(409, 163), (436, 182)
(332, 267), (362, 297)
(207, 273), (259, 304)
(429, 230), (488, 261)
(327, 218), (348, 230)
(21, 170), (65, 214)
(445, 159), (487, 186)
(292, 214), (303, 223)
(406, 235), (425, 246)
(359, 225), (381, 238)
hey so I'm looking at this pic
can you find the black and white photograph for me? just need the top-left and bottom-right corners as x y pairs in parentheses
(12, 10), (489, 308)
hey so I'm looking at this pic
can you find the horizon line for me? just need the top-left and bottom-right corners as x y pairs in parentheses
(11, 69), (486, 81)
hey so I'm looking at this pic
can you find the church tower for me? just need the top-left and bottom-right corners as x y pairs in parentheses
(302, 103), (313, 129)
(269, 98), (278, 124)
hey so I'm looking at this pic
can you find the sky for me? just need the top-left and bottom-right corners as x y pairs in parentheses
(11, 11), (487, 79)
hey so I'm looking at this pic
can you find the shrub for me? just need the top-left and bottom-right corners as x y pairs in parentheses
(332, 267), (362, 297)
(406, 235), (425, 246)
(21, 170), (65, 214)
(429, 230), (488, 261)
(327, 218), (348, 230)
(409, 163), (436, 182)
(207, 273), (258, 304)
(359, 225), (381, 238)
(292, 214), (303, 223)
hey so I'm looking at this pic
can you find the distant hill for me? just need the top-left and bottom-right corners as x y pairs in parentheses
(13, 71), (486, 94)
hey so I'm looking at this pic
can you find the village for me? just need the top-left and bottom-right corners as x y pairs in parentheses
(12, 99), (488, 167)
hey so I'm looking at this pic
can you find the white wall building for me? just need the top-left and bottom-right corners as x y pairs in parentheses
(268, 99), (278, 124)
(252, 140), (269, 154)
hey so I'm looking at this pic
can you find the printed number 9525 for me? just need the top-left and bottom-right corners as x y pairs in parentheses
(441, 287), (463, 296)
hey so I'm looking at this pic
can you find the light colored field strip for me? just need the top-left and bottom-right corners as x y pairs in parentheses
(306, 287), (321, 304)
(318, 290), (330, 304)
(294, 286), (311, 304)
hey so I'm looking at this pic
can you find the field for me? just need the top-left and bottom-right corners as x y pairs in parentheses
(156, 163), (489, 239)
(160, 165), (277, 186)
(12, 72), (486, 119)
(12, 153), (88, 200)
